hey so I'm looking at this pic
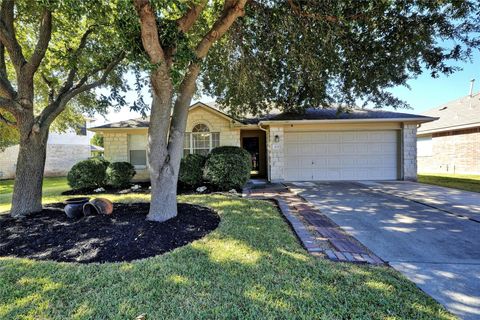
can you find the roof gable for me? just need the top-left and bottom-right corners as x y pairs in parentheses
(418, 93), (480, 133)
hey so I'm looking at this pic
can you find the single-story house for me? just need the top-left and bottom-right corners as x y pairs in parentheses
(90, 102), (435, 182)
(0, 119), (94, 179)
(417, 92), (480, 174)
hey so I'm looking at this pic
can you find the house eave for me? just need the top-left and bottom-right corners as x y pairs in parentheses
(417, 122), (480, 135)
(259, 117), (437, 125)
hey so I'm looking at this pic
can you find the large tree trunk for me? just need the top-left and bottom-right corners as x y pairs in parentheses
(146, 67), (176, 222)
(10, 118), (48, 218)
(146, 65), (199, 222)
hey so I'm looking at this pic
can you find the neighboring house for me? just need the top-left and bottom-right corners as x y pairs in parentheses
(0, 120), (94, 179)
(90, 102), (434, 182)
(417, 93), (480, 174)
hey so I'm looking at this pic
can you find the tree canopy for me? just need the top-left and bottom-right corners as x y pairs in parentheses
(123, 1), (480, 117)
(0, 0), (129, 138)
(202, 1), (480, 116)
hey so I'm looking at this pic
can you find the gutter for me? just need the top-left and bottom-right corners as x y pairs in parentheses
(417, 121), (480, 135)
(258, 117), (438, 126)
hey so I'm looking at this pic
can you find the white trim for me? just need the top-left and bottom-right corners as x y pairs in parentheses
(417, 122), (480, 135)
(259, 117), (437, 125)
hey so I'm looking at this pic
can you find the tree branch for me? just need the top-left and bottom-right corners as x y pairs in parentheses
(24, 9), (52, 77)
(133, 0), (167, 65)
(0, 0), (26, 72)
(0, 96), (21, 114)
(286, 0), (363, 23)
(177, 0), (207, 33)
(195, 0), (247, 59)
(37, 52), (125, 128)
(0, 42), (16, 98)
(56, 28), (95, 97)
(0, 111), (16, 127)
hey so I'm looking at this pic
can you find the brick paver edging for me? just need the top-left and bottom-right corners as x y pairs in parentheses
(243, 186), (384, 265)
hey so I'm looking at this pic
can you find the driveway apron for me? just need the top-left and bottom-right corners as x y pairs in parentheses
(287, 181), (480, 320)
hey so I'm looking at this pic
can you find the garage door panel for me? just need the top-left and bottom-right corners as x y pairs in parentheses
(284, 130), (398, 181)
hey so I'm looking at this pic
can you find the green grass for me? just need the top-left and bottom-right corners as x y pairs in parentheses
(0, 178), (453, 319)
(418, 173), (480, 193)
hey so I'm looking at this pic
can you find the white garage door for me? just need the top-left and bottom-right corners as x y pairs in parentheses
(284, 131), (399, 181)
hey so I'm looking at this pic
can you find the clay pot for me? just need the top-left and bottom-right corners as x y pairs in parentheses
(64, 197), (90, 219)
(83, 198), (114, 215)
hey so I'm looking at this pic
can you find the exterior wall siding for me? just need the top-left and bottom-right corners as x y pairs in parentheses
(102, 107), (242, 181)
(268, 126), (284, 181)
(0, 144), (90, 179)
(418, 128), (480, 174)
(402, 123), (417, 181)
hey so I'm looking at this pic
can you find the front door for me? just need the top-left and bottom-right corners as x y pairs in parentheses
(241, 130), (267, 178)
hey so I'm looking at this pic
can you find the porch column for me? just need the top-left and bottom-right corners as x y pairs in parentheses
(402, 123), (418, 181)
(268, 126), (284, 182)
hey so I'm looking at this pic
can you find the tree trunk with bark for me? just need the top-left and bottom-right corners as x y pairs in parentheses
(10, 114), (49, 217)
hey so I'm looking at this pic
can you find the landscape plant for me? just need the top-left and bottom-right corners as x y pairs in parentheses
(0, 0), (128, 217)
(67, 158), (109, 190)
(129, 0), (480, 222)
(106, 161), (136, 188)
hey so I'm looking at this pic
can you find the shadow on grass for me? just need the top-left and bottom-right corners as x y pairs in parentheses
(0, 195), (454, 319)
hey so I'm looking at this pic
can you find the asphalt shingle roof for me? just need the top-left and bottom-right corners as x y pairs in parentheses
(418, 93), (480, 133)
(243, 108), (433, 124)
(92, 102), (433, 129)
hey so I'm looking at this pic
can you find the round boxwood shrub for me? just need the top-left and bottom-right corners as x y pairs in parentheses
(67, 158), (109, 190)
(179, 154), (206, 187)
(204, 146), (251, 190)
(106, 162), (136, 188)
(209, 146), (251, 165)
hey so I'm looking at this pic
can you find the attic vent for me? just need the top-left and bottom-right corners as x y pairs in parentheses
(439, 106), (448, 111)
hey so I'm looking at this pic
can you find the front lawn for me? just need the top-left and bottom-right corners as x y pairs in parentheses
(418, 173), (480, 193)
(0, 178), (452, 318)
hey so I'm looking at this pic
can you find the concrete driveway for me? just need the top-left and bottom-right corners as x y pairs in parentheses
(288, 181), (480, 320)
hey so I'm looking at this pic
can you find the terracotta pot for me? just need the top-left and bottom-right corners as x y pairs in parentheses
(64, 197), (90, 219)
(83, 198), (114, 215)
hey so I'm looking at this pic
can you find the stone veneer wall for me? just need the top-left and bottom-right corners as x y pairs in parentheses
(402, 123), (417, 181)
(103, 132), (128, 163)
(186, 108), (240, 147)
(101, 107), (242, 181)
(0, 144), (90, 179)
(268, 126), (284, 181)
(418, 128), (480, 174)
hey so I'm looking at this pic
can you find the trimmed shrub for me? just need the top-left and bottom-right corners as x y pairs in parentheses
(179, 154), (206, 187)
(106, 162), (136, 188)
(209, 146), (251, 165)
(204, 146), (251, 190)
(67, 158), (109, 190)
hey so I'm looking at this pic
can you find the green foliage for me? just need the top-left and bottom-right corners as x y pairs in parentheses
(67, 158), (109, 190)
(0, 191), (454, 319)
(209, 146), (251, 166)
(90, 133), (104, 147)
(0, 0), (132, 141)
(204, 147), (251, 190)
(201, 1), (480, 115)
(106, 162), (136, 188)
(0, 113), (19, 151)
(179, 154), (206, 187)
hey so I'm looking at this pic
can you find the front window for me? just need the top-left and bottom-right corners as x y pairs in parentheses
(184, 124), (220, 156)
(128, 134), (147, 168)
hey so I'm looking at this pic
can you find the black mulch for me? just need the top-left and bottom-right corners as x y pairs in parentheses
(0, 202), (220, 263)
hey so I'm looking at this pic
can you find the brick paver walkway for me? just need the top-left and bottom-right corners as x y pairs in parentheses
(244, 185), (383, 264)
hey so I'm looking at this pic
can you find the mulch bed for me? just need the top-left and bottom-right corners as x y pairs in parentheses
(0, 202), (220, 263)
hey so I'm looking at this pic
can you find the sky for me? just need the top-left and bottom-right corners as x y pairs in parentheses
(97, 51), (479, 125)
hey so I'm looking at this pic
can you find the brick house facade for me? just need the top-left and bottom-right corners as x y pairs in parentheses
(417, 93), (480, 174)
